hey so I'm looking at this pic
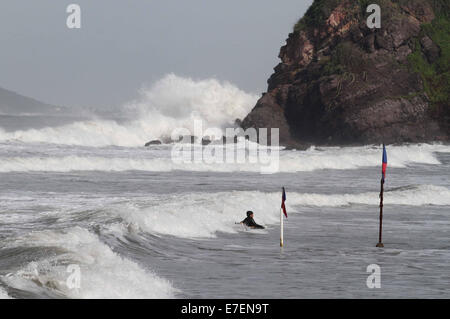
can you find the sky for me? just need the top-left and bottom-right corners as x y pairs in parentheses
(0, 0), (312, 109)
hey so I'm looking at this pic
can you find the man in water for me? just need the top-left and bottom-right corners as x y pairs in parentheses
(240, 211), (265, 229)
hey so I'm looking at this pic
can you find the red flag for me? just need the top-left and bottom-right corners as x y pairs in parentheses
(281, 187), (287, 218)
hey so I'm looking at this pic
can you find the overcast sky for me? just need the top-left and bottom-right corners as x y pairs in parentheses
(0, 0), (312, 109)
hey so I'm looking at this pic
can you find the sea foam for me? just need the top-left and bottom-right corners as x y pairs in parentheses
(0, 74), (258, 147)
(2, 227), (175, 299)
(0, 143), (447, 173)
(112, 185), (450, 239)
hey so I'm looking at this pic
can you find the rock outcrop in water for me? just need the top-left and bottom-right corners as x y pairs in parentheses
(242, 0), (449, 146)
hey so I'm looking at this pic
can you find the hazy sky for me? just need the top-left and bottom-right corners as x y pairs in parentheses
(0, 0), (312, 109)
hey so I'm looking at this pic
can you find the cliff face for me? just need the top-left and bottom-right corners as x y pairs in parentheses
(242, 0), (449, 146)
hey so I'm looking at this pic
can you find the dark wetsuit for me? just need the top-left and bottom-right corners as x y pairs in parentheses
(241, 217), (265, 229)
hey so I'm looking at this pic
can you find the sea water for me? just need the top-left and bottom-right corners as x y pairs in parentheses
(0, 75), (449, 299)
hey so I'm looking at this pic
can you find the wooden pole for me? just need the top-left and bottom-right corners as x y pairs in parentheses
(376, 178), (385, 248)
(280, 208), (284, 247)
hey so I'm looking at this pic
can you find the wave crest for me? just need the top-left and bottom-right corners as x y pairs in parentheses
(0, 74), (258, 147)
(0, 144), (447, 173)
(2, 227), (175, 298)
(111, 185), (450, 239)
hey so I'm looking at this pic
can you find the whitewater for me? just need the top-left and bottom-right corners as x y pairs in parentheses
(0, 75), (449, 299)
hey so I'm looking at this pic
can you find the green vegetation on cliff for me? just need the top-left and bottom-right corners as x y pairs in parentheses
(244, 0), (448, 144)
(295, 0), (448, 125)
(408, 13), (450, 118)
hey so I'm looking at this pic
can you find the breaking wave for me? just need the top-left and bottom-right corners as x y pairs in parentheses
(0, 287), (11, 299)
(112, 185), (450, 239)
(0, 144), (447, 173)
(1, 227), (175, 299)
(0, 74), (258, 147)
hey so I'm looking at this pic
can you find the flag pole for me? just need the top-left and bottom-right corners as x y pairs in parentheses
(376, 178), (385, 248)
(280, 208), (284, 247)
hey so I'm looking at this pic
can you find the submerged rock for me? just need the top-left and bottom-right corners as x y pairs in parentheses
(145, 140), (162, 146)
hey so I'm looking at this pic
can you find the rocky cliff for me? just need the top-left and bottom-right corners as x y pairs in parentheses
(242, 0), (449, 146)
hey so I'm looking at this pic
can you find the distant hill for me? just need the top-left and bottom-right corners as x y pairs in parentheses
(0, 87), (66, 115)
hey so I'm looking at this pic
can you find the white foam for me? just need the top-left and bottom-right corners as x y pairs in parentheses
(280, 144), (447, 170)
(287, 184), (450, 207)
(112, 185), (450, 239)
(0, 144), (447, 173)
(113, 191), (278, 238)
(0, 74), (258, 147)
(2, 227), (175, 299)
(0, 287), (12, 299)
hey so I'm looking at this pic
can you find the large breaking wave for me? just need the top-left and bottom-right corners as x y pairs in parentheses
(0, 74), (258, 147)
(0, 286), (11, 299)
(1, 227), (175, 299)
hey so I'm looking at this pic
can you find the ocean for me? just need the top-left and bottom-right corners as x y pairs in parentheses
(0, 75), (449, 299)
